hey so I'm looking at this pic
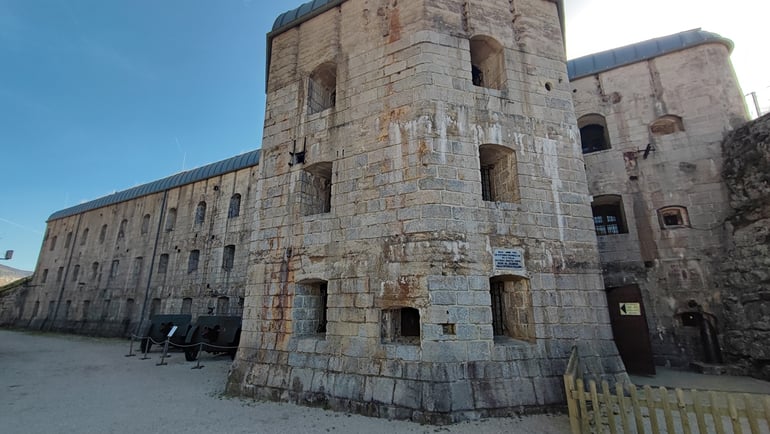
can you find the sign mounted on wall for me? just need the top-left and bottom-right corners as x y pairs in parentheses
(493, 248), (525, 272)
(619, 302), (641, 316)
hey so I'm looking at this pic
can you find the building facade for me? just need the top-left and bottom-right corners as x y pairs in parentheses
(2, 0), (761, 423)
(570, 29), (748, 372)
(225, 0), (621, 422)
(13, 152), (259, 335)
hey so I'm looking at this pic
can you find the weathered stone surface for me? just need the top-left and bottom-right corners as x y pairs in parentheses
(719, 114), (770, 380)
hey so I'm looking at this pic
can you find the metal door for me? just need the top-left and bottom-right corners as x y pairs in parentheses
(606, 285), (656, 375)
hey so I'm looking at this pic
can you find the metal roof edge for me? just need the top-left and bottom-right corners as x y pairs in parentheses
(567, 28), (733, 81)
(47, 149), (261, 223)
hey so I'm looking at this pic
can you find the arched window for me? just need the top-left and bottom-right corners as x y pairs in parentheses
(99, 225), (108, 243)
(65, 232), (73, 248)
(117, 219), (128, 240)
(578, 114), (611, 153)
(181, 297), (193, 315)
(479, 144), (519, 203)
(470, 35), (505, 90)
(650, 115), (685, 136)
(489, 276), (535, 342)
(222, 245), (236, 271)
(195, 202), (207, 225)
(302, 162), (333, 216)
(90, 262), (99, 281)
(228, 194), (241, 218)
(72, 265), (80, 282)
(141, 214), (151, 235)
(49, 235), (57, 251)
(591, 195), (628, 235)
(658, 206), (690, 229)
(188, 250), (200, 273)
(308, 62), (337, 114)
(157, 254), (169, 274)
(165, 208), (177, 232)
(80, 228), (89, 246)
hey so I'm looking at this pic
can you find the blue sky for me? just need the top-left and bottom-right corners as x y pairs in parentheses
(1, 0), (767, 271)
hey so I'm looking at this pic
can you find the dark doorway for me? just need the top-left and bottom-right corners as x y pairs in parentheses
(606, 285), (656, 375)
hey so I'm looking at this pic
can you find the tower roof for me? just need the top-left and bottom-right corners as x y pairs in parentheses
(567, 28), (733, 81)
(265, 0), (565, 89)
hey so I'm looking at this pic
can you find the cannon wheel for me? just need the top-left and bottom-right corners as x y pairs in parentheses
(184, 343), (200, 361)
(184, 328), (201, 361)
(140, 338), (151, 353)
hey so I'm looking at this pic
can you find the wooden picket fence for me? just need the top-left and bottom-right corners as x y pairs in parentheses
(564, 347), (770, 434)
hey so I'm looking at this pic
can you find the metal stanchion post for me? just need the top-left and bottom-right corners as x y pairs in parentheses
(140, 338), (151, 360)
(191, 343), (204, 370)
(125, 335), (136, 357)
(156, 339), (169, 366)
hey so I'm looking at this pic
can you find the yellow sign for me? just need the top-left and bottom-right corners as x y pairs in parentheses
(619, 302), (641, 316)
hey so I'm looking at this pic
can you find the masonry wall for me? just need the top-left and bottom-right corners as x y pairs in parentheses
(9, 165), (258, 337)
(720, 113), (770, 380)
(572, 42), (748, 367)
(228, 0), (623, 423)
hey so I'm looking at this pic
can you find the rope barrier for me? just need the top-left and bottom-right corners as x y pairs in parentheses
(125, 333), (238, 369)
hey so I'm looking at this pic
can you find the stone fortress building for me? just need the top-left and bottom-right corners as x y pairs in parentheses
(1, 0), (765, 422)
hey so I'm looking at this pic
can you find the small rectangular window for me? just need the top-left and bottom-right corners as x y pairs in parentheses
(188, 250), (200, 273)
(222, 245), (235, 271)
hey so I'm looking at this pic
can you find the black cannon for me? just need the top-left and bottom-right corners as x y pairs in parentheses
(183, 315), (241, 361)
(138, 314), (192, 353)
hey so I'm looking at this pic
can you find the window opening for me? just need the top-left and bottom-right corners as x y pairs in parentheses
(165, 208), (177, 231)
(65, 232), (72, 248)
(188, 250), (200, 273)
(578, 114), (611, 153)
(109, 260), (120, 279)
(222, 245), (235, 271)
(489, 276), (535, 342)
(150, 298), (161, 317)
(469, 36), (505, 90)
(56, 267), (64, 282)
(41, 269), (48, 284)
(301, 162), (333, 216)
(181, 297), (193, 315)
(650, 115), (685, 136)
(308, 62), (337, 114)
(50, 235), (57, 251)
(118, 219), (128, 240)
(82, 300), (90, 320)
(99, 225), (108, 243)
(658, 206), (689, 229)
(158, 254), (169, 274)
(91, 262), (99, 281)
(80, 228), (89, 246)
(216, 296), (230, 315)
(479, 144), (519, 202)
(381, 307), (421, 344)
(592, 195), (628, 235)
(228, 194), (241, 218)
(141, 214), (151, 235)
(294, 280), (329, 337)
(72, 265), (80, 282)
(195, 202), (206, 225)
(131, 257), (144, 287)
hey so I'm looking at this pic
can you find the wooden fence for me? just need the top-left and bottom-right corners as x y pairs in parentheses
(564, 347), (770, 434)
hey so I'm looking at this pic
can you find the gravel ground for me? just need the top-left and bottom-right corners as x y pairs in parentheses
(0, 329), (570, 434)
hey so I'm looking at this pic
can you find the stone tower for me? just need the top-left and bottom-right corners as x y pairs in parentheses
(227, 0), (624, 422)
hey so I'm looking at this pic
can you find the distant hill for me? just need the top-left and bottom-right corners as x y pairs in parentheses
(0, 264), (32, 286)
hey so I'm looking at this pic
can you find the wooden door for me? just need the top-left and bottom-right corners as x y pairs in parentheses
(606, 285), (656, 375)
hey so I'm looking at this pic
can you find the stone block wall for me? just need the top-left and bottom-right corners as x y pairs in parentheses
(573, 40), (748, 368)
(228, 0), (623, 423)
(10, 164), (258, 337)
(720, 113), (770, 380)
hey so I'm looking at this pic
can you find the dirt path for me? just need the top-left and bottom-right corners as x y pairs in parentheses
(0, 329), (570, 433)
